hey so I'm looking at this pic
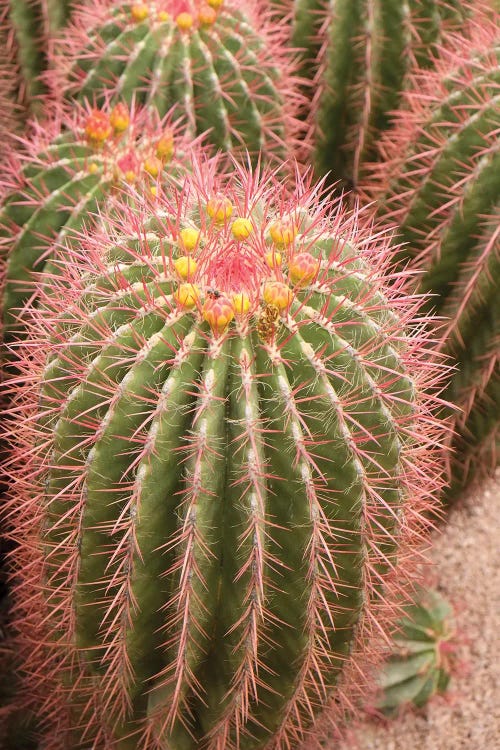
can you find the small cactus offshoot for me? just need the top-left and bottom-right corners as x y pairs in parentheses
(375, 589), (458, 715)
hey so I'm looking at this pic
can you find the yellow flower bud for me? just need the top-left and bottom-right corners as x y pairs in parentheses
(158, 10), (170, 22)
(109, 103), (130, 133)
(174, 255), (198, 280)
(232, 292), (250, 316)
(179, 227), (201, 253)
(176, 12), (193, 31)
(231, 217), (253, 241)
(144, 155), (162, 177)
(131, 3), (149, 22)
(174, 283), (200, 308)
(265, 249), (282, 269)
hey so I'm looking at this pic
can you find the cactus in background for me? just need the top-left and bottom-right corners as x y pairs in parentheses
(0, 101), (196, 347)
(290, 0), (480, 190)
(362, 17), (499, 496)
(375, 589), (457, 715)
(0, 0), (49, 112)
(51, 0), (304, 168)
(1, 159), (446, 749)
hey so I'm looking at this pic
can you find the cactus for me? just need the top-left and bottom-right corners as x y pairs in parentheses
(1, 160), (446, 749)
(0, 0), (49, 112)
(289, 0), (481, 190)
(0, 101), (196, 348)
(362, 17), (499, 495)
(375, 589), (457, 715)
(51, 0), (304, 168)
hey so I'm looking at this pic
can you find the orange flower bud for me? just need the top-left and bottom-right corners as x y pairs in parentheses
(144, 155), (163, 177)
(269, 218), (298, 247)
(289, 252), (320, 287)
(84, 110), (112, 144)
(203, 295), (234, 334)
(262, 281), (293, 311)
(198, 5), (217, 25)
(207, 195), (233, 223)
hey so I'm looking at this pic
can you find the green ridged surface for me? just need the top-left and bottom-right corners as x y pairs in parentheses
(31, 208), (417, 748)
(66, 4), (288, 165)
(7, 0), (47, 108)
(301, 0), (470, 188)
(375, 38), (500, 496)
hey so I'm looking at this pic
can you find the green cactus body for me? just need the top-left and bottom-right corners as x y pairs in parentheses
(295, 0), (476, 189)
(3, 163), (445, 749)
(5, 0), (48, 108)
(0, 104), (190, 346)
(56, 1), (300, 168)
(376, 589), (456, 714)
(363, 19), (499, 495)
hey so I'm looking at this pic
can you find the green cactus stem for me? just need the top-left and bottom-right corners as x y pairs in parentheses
(362, 17), (499, 496)
(375, 589), (457, 715)
(0, 102), (193, 348)
(52, 0), (303, 168)
(293, 0), (480, 190)
(1, 160), (446, 749)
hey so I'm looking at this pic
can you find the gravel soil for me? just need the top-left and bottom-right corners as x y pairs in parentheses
(337, 470), (500, 750)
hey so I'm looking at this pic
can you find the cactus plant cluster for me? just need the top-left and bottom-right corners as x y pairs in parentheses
(0, 0), (498, 748)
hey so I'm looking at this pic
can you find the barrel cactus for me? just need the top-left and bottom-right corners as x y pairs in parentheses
(51, 0), (304, 168)
(362, 17), (499, 496)
(0, 101), (195, 348)
(2, 160), (446, 749)
(290, 0), (484, 189)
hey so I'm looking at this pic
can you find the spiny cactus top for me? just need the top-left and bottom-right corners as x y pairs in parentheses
(362, 17), (499, 494)
(51, 0), (304, 168)
(3, 159), (446, 750)
(0, 101), (196, 346)
(292, 0), (482, 189)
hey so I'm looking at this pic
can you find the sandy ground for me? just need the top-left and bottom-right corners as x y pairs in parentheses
(337, 469), (500, 750)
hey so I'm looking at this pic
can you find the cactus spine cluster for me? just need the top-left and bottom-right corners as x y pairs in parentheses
(53, 0), (302, 167)
(363, 17), (499, 495)
(2, 163), (445, 749)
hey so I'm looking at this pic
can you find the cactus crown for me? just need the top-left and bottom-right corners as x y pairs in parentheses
(52, 0), (304, 168)
(0, 101), (197, 345)
(2, 161), (446, 749)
